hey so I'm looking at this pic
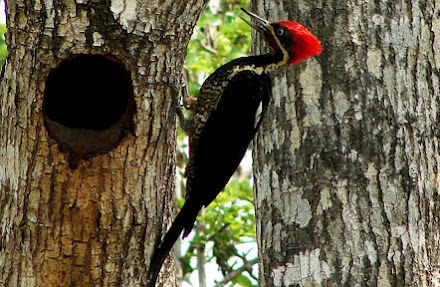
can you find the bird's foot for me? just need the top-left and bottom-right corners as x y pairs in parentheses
(177, 79), (196, 135)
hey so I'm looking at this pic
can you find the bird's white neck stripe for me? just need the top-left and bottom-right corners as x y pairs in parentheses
(254, 101), (263, 129)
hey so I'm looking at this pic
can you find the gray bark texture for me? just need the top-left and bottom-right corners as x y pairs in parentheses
(0, 0), (205, 286)
(252, 0), (440, 286)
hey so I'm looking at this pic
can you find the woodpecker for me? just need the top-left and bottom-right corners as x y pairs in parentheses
(148, 8), (321, 285)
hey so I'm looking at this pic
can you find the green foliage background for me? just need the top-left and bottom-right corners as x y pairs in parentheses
(0, 24), (6, 63)
(0, 1), (6, 64)
(179, 1), (258, 286)
(186, 1), (251, 96)
(0, 27), (6, 65)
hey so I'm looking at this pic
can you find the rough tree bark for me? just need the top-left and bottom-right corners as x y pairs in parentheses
(252, 0), (440, 286)
(0, 0), (205, 286)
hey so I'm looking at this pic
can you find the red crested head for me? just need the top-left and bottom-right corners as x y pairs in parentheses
(240, 8), (322, 66)
(272, 21), (322, 65)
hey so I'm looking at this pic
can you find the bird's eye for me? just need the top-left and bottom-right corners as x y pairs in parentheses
(276, 28), (284, 36)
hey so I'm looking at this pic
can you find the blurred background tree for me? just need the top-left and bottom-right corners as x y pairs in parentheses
(0, 0), (257, 285)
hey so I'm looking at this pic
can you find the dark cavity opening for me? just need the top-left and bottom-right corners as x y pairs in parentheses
(43, 54), (135, 167)
(44, 54), (131, 130)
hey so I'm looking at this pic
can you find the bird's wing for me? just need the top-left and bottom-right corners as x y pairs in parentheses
(185, 70), (271, 207)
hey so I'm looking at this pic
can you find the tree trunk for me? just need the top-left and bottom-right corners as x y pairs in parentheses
(252, 0), (440, 286)
(0, 0), (205, 286)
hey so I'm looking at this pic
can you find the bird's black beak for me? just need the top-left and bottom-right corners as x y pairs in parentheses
(240, 8), (270, 34)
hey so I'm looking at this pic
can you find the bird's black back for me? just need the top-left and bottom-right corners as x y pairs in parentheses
(188, 68), (271, 207)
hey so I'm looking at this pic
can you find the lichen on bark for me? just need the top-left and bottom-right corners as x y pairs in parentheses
(252, 0), (440, 286)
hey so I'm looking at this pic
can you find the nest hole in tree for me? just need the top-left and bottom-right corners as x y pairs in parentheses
(43, 54), (135, 166)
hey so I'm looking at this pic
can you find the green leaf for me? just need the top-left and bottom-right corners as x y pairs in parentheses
(232, 274), (254, 287)
(0, 24), (7, 63)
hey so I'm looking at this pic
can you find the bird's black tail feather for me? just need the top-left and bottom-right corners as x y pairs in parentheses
(148, 199), (200, 287)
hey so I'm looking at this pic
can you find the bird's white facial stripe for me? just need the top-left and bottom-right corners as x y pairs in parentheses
(266, 25), (290, 66)
(254, 101), (263, 129)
